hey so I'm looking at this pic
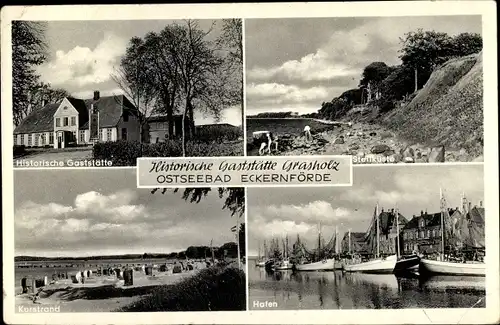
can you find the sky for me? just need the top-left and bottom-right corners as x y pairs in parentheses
(247, 165), (484, 257)
(245, 15), (482, 115)
(37, 19), (242, 126)
(14, 169), (241, 257)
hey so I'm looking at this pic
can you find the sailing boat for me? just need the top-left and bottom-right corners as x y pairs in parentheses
(344, 204), (398, 274)
(419, 189), (485, 276)
(393, 205), (420, 274)
(256, 240), (267, 267)
(274, 236), (292, 270)
(295, 223), (335, 271)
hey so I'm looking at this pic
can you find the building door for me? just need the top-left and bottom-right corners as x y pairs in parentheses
(57, 131), (64, 149)
(121, 128), (127, 141)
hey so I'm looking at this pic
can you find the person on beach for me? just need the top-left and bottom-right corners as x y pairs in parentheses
(304, 125), (312, 141)
(258, 132), (278, 155)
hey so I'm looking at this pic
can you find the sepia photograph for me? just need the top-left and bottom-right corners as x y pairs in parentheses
(245, 16), (483, 164)
(12, 19), (243, 168)
(247, 164), (485, 310)
(14, 169), (246, 312)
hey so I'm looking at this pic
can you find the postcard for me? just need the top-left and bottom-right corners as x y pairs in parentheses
(1, 2), (498, 325)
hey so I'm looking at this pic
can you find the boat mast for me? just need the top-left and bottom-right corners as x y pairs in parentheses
(318, 222), (322, 261)
(285, 235), (289, 259)
(335, 225), (338, 254)
(376, 203), (380, 259)
(348, 228), (351, 254)
(395, 205), (401, 258)
(440, 188), (445, 260)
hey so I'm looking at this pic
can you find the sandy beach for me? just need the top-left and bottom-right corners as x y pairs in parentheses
(15, 268), (203, 312)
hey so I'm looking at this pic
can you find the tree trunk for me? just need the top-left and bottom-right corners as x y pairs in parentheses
(414, 67), (418, 93)
(188, 101), (195, 139)
(182, 99), (189, 157)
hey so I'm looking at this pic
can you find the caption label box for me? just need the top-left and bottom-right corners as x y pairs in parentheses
(137, 156), (352, 188)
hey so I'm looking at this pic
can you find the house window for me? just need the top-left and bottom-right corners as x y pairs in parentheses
(121, 128), (127, 140)
(71, 116), (76, 126)
(99, 129), (103, 140)
(63, 117), (69, 126)
(56, 118), (60, 127)
(40, 133), (45, 145)
(426, 230), (430, 238)
(34, 134), (39, 146)
(21, 134), (25, 145)
(420, 231), (425, 239)
(106, 129), (112, 141)
(49, 133), (54, 144)
(72, 131), (77, 142)
(63, 106), (68, 110)
(80, 130), (85, 143)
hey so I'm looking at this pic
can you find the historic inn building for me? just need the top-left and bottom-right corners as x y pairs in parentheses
(14, 91), (142, 149)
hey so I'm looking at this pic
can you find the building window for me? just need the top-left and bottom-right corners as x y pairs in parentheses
(63, 117), (69, 126)
(41, 133), (45, 145)
(49, 133), (54, 145)
(72, 131), (76, 142)
(80, 130), (85, 143)
(106, 128), (112, 141)
(34, 134), (39, 146)
(71, 116), (76, 126)
(63, 106), (68, 110)
(99, 129), (103, 140)
(420, 231), (425, 239)
(56, 118), (60, 127)
(426, 230), (430, 238)
(121, 128), (127, 140)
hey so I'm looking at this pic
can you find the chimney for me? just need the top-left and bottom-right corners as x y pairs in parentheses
(479, 201), (482, 208)
(420, 210), (423, 216)
(93, 90), (100, 101)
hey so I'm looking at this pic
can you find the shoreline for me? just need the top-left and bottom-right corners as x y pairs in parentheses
(247, 118), (481, 163)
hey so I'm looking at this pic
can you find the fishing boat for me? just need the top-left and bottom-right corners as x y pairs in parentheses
(295, 223), (336, 271)
(344, 204), (397, 274)
(392, 205), (421, 274)
(256, 241), (268, 267)
(419, 189), (485, 277)
(274, 236), (293, 270)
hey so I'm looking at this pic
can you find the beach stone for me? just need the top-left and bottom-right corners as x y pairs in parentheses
(369, 132), (377, 136)
(383, 149), (396, 157)
(348, 143), (360, 151)
(428, 145), (445, 162)
(402, 146), (415, 159)
(380, 131), (393, 139)
(371, 144), (391, 154)
(346, 132), (352, 137)
(404, 157), (415, 163)
(333, 136), (345, 144)
(357, 132), (363, 136)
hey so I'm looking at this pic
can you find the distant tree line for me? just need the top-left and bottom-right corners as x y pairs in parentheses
(318, 29), (482, 120)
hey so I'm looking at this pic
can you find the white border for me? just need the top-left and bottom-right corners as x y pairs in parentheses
(2, 2), (498, 324)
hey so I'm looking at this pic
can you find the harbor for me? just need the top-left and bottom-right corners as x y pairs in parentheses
(247, 165), (486, 310)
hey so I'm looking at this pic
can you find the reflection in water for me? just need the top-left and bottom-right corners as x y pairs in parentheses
(249, 266), (485, 310)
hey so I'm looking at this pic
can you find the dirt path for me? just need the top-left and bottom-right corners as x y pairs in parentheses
(273, 122), (482, 164)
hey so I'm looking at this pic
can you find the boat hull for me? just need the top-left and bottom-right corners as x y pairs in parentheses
(295, 259), (335, 271)
(344, 255), (397, 274)
(419, 259), (485, 276)
(256, 261), (266, 267)
(393, 255), (420, 274)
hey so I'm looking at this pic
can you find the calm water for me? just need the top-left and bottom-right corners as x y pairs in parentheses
(248, 262), (486, 310)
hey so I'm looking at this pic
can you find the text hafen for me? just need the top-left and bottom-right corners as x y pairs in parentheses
(252, 300), (278, 308)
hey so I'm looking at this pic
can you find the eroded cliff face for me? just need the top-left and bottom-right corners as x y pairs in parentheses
(383, 52), (483, 157)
